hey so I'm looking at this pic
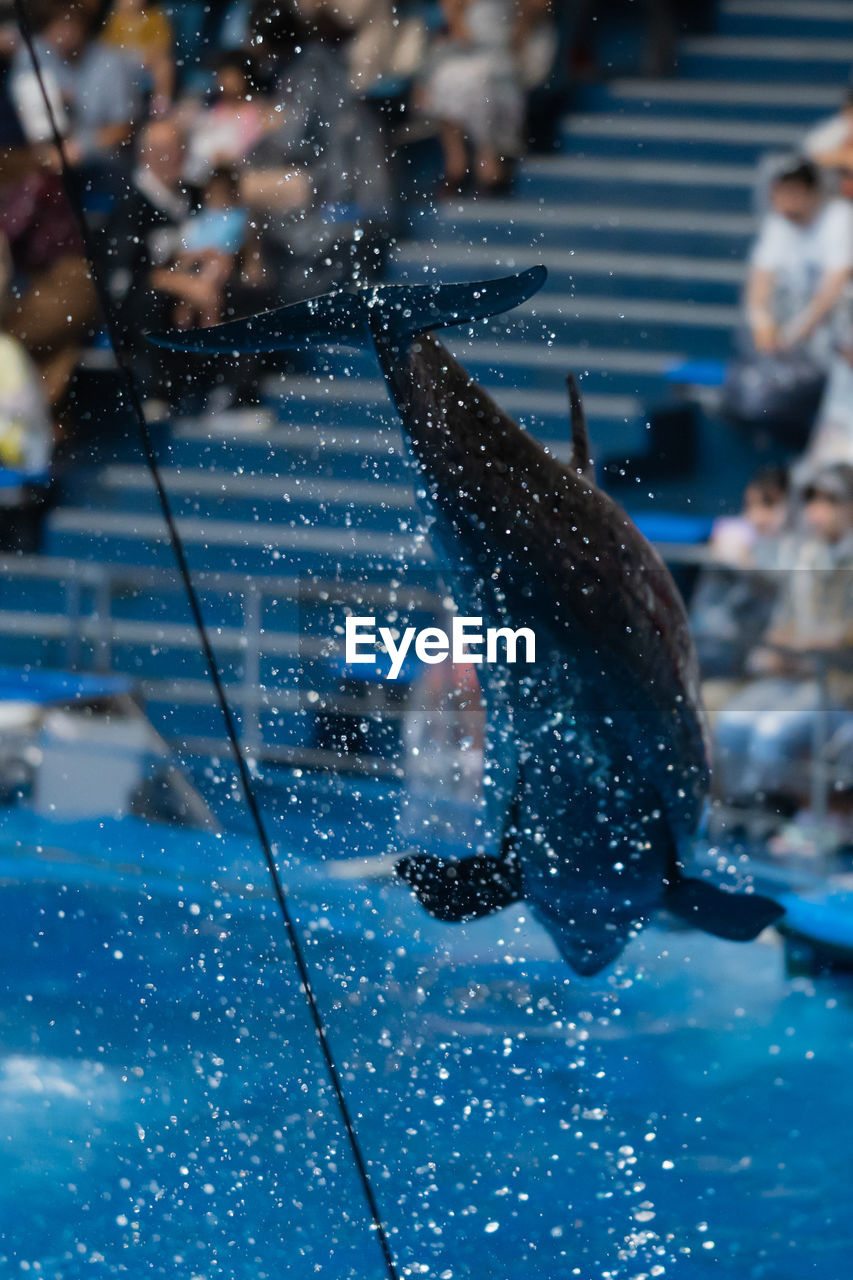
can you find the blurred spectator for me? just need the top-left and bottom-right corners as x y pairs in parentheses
(714, 463), (853, 806)
(104, 117), (190, 330)
(296, 0), (428, 93)
(153, 167), (249, 329)
(0, 234), (53, 552)
(419, 0), (529, 196)
(0, 327), (52, 479)
(0, 0), (18, 61)
(183, 50), (271, 185)
(179, 167), (247, 257)
(746, 158), (853, 371)
(102, 0), (176, 113)
(804, 87), (853, 174)
(99, 116), (193, 399)
(746, 158), (853, 364)
(690, 465), (790, 681)
(241, 0), (391, 296)
(147, 165), (271, 411)
(799, 166), (853, 468)
(9, 1), (144, 169)
(0, 152), (96, 410)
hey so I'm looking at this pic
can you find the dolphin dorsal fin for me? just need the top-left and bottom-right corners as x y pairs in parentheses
(567, 373), (593, 480)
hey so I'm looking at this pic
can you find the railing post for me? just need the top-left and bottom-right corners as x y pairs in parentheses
(64, 567), (82, 671)
(811, 651), (832, 859)
(94, 570), (113, 673)
(242, 581), (263, 758)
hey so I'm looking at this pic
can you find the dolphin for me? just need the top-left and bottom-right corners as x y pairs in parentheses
(150, 268), (783, 974)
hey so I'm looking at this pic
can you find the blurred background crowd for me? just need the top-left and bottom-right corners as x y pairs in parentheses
(0, 0), (570, 420)
(1, 0), (853, 855)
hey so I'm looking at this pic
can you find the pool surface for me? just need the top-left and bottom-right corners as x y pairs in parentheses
(1, 784), (852, 1280)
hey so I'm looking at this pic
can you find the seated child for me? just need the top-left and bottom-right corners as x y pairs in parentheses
(152, 168), (247, 329)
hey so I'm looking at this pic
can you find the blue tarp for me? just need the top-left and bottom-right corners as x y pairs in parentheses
(632, 511), (714, 544)
(0, 666), (132, 704)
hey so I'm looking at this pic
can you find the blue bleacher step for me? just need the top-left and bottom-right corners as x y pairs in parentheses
(676, 35), (853, 83)
(424, 198), (755, 259)
(389, 244), (743, 306)
(560, 114), (802, 164)
(451, 337), (682, 398)
(719, 0), (853, 40)
(508, 295), (739, 361)
(581, 77), (840, 125)
(516, 156), (756, 213)
(44, 506), (438, 583)
(163, 426), (413, 485)
(162, 411), (648, 483)
(96, 465), (419, 533)
(259, 373), (645, 441)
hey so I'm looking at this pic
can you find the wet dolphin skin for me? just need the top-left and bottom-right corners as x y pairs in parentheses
(150, 269), (783, 974)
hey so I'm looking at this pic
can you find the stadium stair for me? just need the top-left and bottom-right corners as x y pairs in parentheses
(3, 0), (849, 777)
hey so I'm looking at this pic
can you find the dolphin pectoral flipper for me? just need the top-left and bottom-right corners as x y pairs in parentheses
(396, 851), (522, 923)
(666, 876), (784, 941)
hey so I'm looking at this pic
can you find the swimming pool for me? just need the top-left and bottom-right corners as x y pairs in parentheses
(1, 778), (851, 1280)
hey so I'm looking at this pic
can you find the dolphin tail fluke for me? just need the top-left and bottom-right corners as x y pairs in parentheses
(146, 267), (548, 356)
(146, 290), (369, 355)
(667, 877), (784, 941)
(366, 266), (547, 349)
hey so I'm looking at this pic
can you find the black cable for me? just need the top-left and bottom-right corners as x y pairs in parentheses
(11, 8), (399, 1277)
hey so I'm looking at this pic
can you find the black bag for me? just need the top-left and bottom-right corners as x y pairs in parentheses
(721, 351), (827, 446)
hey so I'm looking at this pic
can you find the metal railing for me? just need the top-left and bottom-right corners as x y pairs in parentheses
(6, 547), (846, 811)
(0, 554), (451, 776)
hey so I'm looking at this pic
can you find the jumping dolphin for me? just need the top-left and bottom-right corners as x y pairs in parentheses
(150, 268), (783, 974)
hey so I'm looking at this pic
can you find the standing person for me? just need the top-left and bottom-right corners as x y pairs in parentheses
(419, 0), (527, 197)
(746, 157), (853, 371)
(802, 165), (853, 467)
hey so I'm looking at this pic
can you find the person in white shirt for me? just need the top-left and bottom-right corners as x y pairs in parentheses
(746, 157), (853, 370)
(799, 164), (853, 468)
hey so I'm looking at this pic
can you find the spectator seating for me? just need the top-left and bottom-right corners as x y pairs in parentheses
(2, 0), (852, 786)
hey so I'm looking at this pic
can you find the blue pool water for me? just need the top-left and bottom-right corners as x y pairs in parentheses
(1, 788), (852, 1280)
